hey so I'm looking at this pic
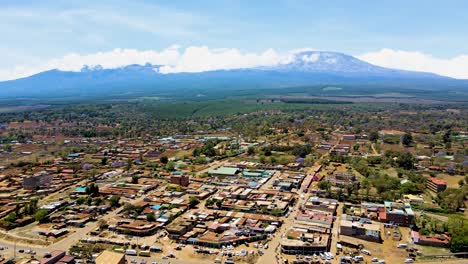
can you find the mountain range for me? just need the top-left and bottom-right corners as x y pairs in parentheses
(0, 51), (467, 100)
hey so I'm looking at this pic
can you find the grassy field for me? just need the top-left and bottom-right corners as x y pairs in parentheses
(0, 105), (50, 113)
(429, 173), (465, 188)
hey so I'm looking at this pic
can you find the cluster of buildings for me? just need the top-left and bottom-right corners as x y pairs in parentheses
(331, 144), (351, 156)
(207, 166), (275, 189)
(280, 196), (338, 255)
(215, 188), (295, 215)
(336, 201), (417, 244)
(327, 171), (360, 188)
(167, 209), (282, 248)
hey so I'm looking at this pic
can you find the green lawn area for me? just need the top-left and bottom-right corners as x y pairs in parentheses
(416, 245), (450, 255)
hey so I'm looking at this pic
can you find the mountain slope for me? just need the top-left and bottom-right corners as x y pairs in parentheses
(0, 51), (466, 99)
(268, 51), (444, 78)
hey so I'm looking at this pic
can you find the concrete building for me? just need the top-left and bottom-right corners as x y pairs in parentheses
(23, 171), (53, 190)
(281, 230), (330, 255)
(340, 215), (382, 242)
(426, 177), (447, 193)
(327, 172), (360, 187)
(170, 174), (190, 187)
(381, 201), (415, 227)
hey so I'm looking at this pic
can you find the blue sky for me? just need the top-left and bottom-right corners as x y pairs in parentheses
(1, 0), (468, 79)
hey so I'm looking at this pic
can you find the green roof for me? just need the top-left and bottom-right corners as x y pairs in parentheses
(208, 167), (239, 176)
(242, 170), (269, 178)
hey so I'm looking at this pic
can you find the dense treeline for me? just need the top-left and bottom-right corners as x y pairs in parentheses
(0, 101), (467, 143)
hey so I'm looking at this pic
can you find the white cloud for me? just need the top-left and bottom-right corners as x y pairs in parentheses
(357, 48), (468, 79)
(0, 46), (181, 81)
(0, 46), (290, 81)
(1, 46), (468, 81)
(159, 46), (285, 73)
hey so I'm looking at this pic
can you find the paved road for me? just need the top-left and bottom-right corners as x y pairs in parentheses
(257, 192), (306, 264)
(330, 203), (343, 261)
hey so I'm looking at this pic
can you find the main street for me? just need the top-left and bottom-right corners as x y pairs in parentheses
(256, 138), (340, 264)
(256, 188), (307, 264)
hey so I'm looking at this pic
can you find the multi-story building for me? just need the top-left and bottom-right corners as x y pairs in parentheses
(381, 201), (415, 226)
(281, 229), (330, 254)
(426, 177), (447, 193)
(170, 174), (190, 187)
(339, 215), (382, 242)
(22, 171), (53, 190)
(327, 172), (360, 187)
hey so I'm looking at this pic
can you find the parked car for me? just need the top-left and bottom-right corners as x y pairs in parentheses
(361, 249), (371, 255)
(354, 255), (364, 262)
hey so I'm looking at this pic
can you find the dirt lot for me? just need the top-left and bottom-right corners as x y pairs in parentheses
(336, 225), (413, 264)
(430, 173), (465, 188)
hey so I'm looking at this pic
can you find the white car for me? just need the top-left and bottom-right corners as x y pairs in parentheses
(404, 259), (414, 263)
(361, 249), (371, 255)
(371, 257), (379, 262)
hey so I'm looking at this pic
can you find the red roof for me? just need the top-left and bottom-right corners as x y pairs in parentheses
(379, 211), (386, 221)
(427, 177), (447, 185)
(58, 255), (75, 263)
(421, 235), (450, 244)
(411, 230), (420, 239)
